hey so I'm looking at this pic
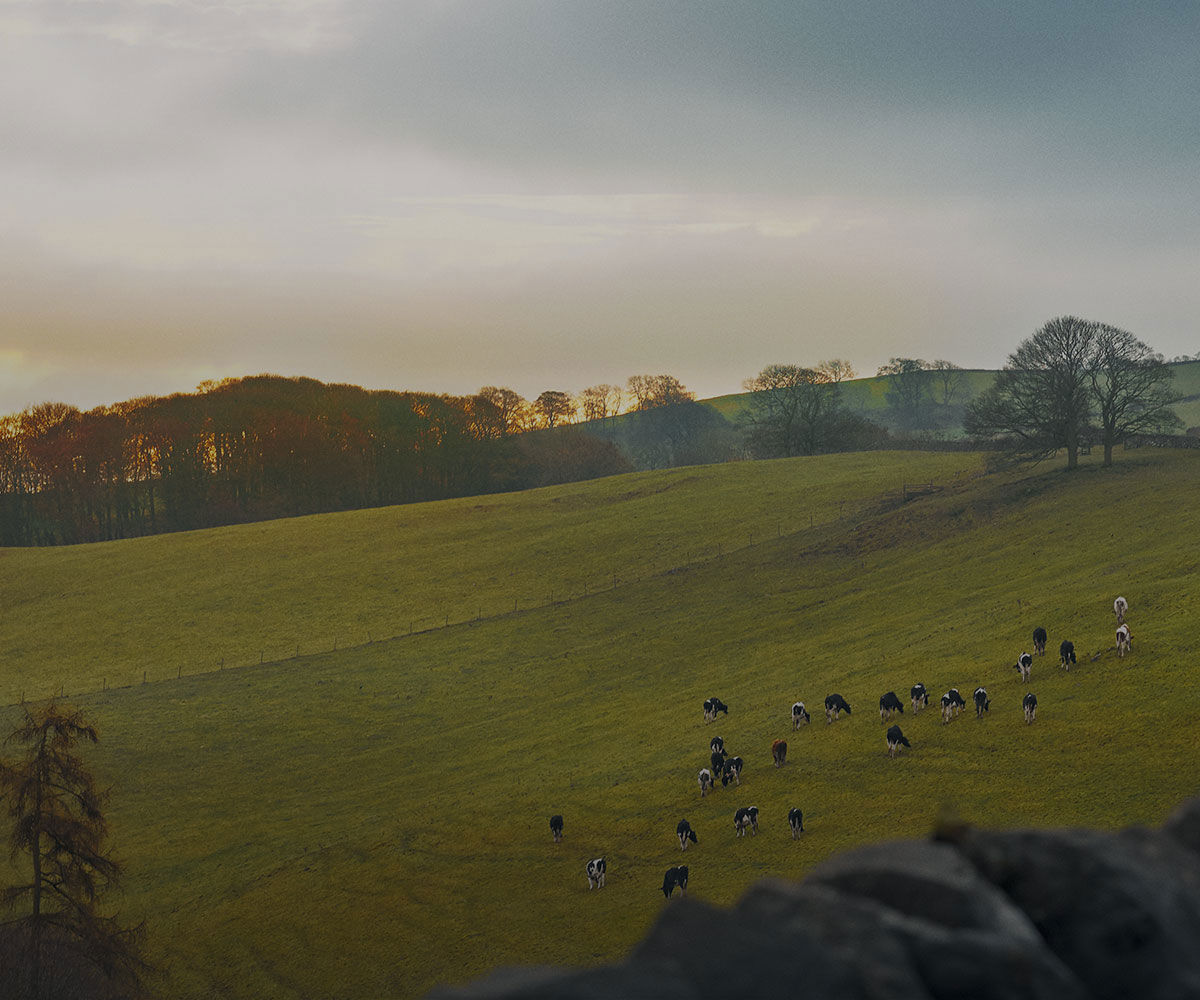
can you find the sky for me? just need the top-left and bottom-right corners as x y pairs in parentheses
(2, 1), (1198, 414)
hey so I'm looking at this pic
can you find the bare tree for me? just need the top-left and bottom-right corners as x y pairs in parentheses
(741, 363), (843, 457)
(819, 359), (857, 384)
(876, 358), (931, 428)
(1088, 325), (1180, 465)
(0, 702), (148, 1000)
(928, 360), (967, 406)
(965, 316), (1098, 469)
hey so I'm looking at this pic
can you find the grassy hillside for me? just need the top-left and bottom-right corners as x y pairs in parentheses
(3, 447), (1200, 999)
(708, 361), (1200, 435)
(0, 451), (974, 705)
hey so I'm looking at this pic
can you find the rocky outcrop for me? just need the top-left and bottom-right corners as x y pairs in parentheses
(428, 798), (1200, 999)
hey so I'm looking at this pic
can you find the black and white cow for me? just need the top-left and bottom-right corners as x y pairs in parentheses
(586, 857), (606, 889)
(1060, 640), (1076, 671)
(886, 724), (911, 758)
(710, 750), (728, 779)
(1116, 623), (1133, 658)
(910, 683), (929, 713)
(1032, 627), (1048, 655)
(825, 693), (852, 723)
(550, 814), (563, 843)
(788, 807), (805, 838)
(1023, 692), (1038, 724)
(676, 818), (698, 850)
(734, 806), (759, 837)
(879, 691), (904, 722)
(703, 697), (729, 722)
(791, 702), (811, 729)
(662, 865), (689, 898)
(771, 739), (788, 768)
(721, 756), (744, 787)
(1015, 652), (1032, 682)
(698, 768), (714, 797)
(941, 688), (965, 723)
(973, 686), (990, 717)
(710, 736), (726, 758)
(1114, 596), (1128, 625)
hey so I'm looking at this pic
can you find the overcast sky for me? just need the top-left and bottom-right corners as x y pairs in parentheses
(2, 1), (1197, 413)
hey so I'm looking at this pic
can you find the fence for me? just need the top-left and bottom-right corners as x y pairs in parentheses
(17, 476), (959, 705)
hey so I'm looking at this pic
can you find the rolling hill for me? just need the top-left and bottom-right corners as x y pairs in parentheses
(2, 446), (1199, 999)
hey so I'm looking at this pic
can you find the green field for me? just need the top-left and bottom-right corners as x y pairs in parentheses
(3, 447), (1200, 999)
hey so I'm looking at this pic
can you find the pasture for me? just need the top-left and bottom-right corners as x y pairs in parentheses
(3, 447), (1200, 999)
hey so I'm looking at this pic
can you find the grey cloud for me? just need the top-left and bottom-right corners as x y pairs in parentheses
(223, 1), (1200, 196)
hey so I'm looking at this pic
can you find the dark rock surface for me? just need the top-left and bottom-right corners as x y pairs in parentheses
(427, 797), (1200, 999)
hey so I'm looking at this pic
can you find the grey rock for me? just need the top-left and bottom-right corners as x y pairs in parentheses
(1162, 796), (1200, 857)
(952, 824), (1200, 1000)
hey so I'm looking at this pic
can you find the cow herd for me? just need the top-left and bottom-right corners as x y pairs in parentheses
(556, 595), (1136, 897)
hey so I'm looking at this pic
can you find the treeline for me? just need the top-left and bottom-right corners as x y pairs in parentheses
(0, 376), (631, 546)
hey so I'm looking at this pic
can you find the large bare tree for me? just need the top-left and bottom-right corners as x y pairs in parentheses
(741, 363), (842, 457)
(1088, 324), (1180, 465)
(966, 315), (1175, 469)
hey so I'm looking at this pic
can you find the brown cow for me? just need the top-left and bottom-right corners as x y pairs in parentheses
(771, 739), (788, 768)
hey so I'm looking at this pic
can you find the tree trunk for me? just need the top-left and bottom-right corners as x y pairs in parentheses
(1104, 442), (1114, 466)
(1066, 444), (1079, 469)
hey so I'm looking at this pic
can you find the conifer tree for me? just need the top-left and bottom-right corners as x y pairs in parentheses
(0, 701), (146, 999)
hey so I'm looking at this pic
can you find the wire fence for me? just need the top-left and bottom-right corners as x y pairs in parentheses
(16, 478), (953, 706)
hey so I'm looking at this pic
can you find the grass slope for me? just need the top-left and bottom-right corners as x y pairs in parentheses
(0, 451), (972, 705)
(3, 448), (1200, 999)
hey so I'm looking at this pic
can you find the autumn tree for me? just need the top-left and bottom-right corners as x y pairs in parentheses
(965, 316), (1098, 469)
(475, 386), (527, 438)
(0, 702), (147, 1000)
(578, 384), (622, 424)
(533, 391), (576, 429)
(1088, 324), (1180, 465)
(626, 375), (694, 410)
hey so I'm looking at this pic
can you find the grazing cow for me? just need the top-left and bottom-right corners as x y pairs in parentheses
(710, 750), (727, 778)
(721, 756), (744, 787)
(1116, 623), (1133, 658)
(710, 736), (725, 757)
(549, 815), (563, 843)
(703, 697), (729, 722)
(973, 686), (990, 717)
(676, 818), (698, 850)
(886, 724), (911, 758)
(1114, 596), (1128, 625)
(791, 702), (811, 728)
(734, 806), (759, 837)
(771, 739), (788, 768)
(1023, 692), (1038, 724)
(586, 857), (606, 889)
(698, 768), (714, 797)
(879, 691), (904, 722)
(910, 683), (929, 713)
(941, 689), (965, 723)
(1032, 627), (1048, 655)
(662, 865), (689, 898)
(788, 807), (805, 838)
(1060, 640), (1076, 671)
(1015, 652), (1032, 682)
(824, 693), (852, 723)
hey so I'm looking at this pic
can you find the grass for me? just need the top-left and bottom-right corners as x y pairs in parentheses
(0, 451), (974, 705)
(2, 447), (1200, 999)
